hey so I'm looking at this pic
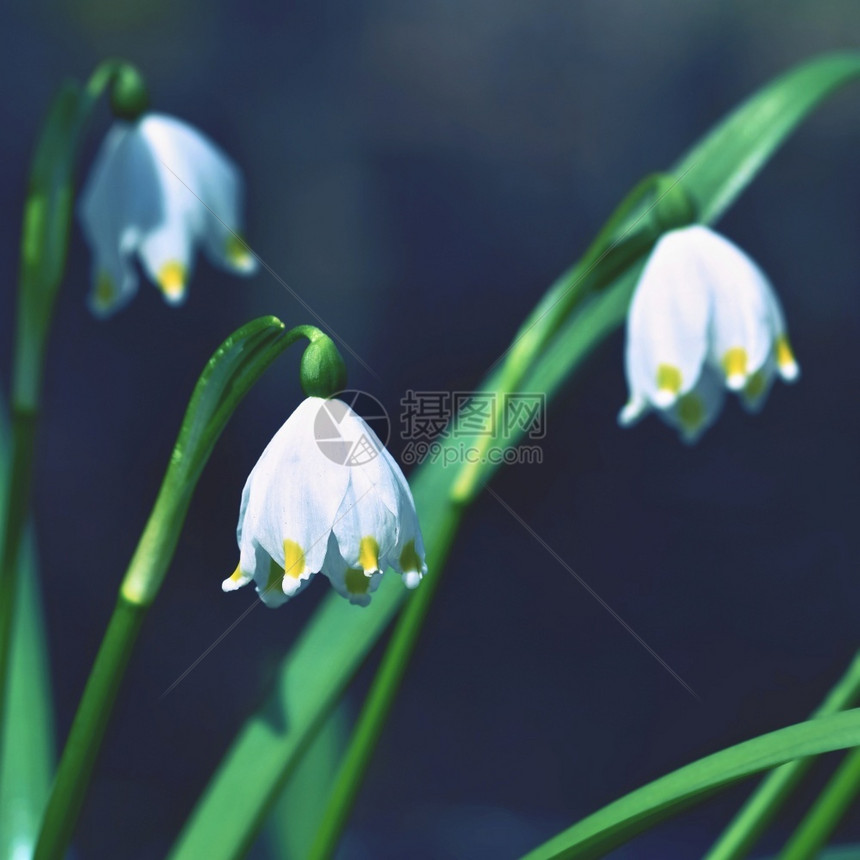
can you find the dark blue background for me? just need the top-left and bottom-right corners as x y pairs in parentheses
(3, 2), (860, 858)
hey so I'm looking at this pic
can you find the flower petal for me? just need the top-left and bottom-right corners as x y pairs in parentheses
(137, 114), (258, 278)
(79, 123), (161, 316)
(240, 398), (351, 586)
(324, 402), (400, 573)
(760, 283), (800, 383)
(691, 227), (774, 390)
(625, 226), (711, 409)
(383, 453), (427, 588)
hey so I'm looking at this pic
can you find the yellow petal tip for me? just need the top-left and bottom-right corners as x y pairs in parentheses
(722, 347), (748, 390)
(655, 364), (682, 407)
(358, 536), (380, 574)
(775, 335), (799, 382)
(157, 260), (186, 302)
(222, 563), (250, 592)
(225, 234), (256, 272)
(282, 539), (307, 579)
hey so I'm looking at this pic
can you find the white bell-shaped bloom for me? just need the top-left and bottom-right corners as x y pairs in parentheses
(223, 397), (427, 608)
(79, 113), (257, 317)
(619, 225), (799, 442)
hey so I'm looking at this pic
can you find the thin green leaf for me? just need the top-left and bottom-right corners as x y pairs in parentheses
(169, 51), (860, 860)
(777, 746), (860, 860)
(0, 400), (54, 860)
(703, 651), (860, 860)
(673, 51), (860, 223)
(521, 711), (860, 860)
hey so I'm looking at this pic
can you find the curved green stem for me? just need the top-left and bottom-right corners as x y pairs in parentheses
(704, 652), (860, 860)
(778, 747), (860, 860)
(32, 600), (145, 860)
(33, 322), (331, 860)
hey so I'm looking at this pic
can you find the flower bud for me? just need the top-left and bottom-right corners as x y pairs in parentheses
(110, 64), (150, 121)
(300, 334), (347, 398)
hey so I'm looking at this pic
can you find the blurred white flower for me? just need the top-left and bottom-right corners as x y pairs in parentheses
(619, 225), (799, 442)
(223, 397), (427, 608)
(79, 113), (257, 317)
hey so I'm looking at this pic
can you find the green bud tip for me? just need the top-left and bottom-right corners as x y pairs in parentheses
(110, 65), (150, 122)
(300, 334), (348, 399)
(652, 174), (698, 234)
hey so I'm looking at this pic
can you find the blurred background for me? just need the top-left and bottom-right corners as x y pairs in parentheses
(2, 1), (860, 857)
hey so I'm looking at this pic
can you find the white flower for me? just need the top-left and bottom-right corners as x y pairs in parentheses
(79, 113), (257, 317)
(223, 397), (427, 608)
(618, 225), (799, 442)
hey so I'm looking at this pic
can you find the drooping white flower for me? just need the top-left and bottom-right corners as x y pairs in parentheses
(79, 113), (257, 317)
(618, 225), (799, 442)
(223, 397), (427, 608)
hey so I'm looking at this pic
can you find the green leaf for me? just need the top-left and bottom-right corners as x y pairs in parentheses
(265, 705), (350, 860)
(703, 651), (860, 860)
(0, 399), (55, 860)
(168, 51), (860, 860)
(673, 51), (860, 223)
(521, 711), (860, 860)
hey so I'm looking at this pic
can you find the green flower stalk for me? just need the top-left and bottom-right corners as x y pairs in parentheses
(449, 171), (697, 504)
(34, 321), (343, 860)
(0, 59), (149, 756)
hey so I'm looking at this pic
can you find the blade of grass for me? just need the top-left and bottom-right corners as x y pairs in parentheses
(778, 746), (860, 860)
(704, 652), (860, 860)
(0, 399), (54, 860)
(521, 710), (860, 860)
